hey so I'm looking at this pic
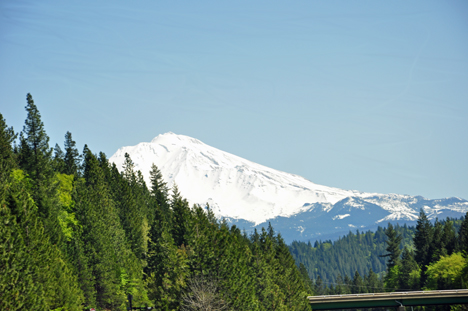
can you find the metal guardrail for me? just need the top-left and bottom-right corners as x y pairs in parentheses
(308, 289), (468, 300)
(307, 289), (468, 309)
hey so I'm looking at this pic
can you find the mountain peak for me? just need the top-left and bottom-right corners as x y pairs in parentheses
(109, 133), (468, 231)
(110, 133), (360, 224)
(150, 132), (204, 146)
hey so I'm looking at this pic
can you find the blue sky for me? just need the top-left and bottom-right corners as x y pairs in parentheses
(1, 0), (467, 199)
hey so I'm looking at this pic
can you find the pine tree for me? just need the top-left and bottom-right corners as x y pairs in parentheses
(149, 163), (171, 225)
(114, 152), (148, 260)
(381, 223), (403, 269)
(314, 275), (325, 296)
(352, 271), (365, 294)
(298, 263), (313, 294)
(458, 212), (468, 254)
(414, 209), (433, 288)
(430, 220), (446, 262)
(18, 93), (54, 213)
(192, 207), (259, 310)
(146, 227), (189, 310)
(250, 228), (287, 310)
(442, 219), (457, 255)
(274, 233), (311, 310)
(0, 113), (16, 170)
(123, 152), (136, 182)
(0, 114), (45, 310)
(343, 274), (353, 294)
(171, 184), (192, 247)
(334, 274), (346, 294)
(365, 268), (382, 293)
(17, 94), (68, 249)
(63, 131), (80, 176)
(399, 247), (420, 290)
(52, 143), (66, 172)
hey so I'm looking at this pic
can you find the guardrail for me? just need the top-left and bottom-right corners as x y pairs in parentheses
(308, 289), (468, 309)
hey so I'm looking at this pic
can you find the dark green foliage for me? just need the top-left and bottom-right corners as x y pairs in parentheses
(365, 268), (383, 292)
(111, 152), (150, 261)
(15, 92), (468, 310)
(1, 170), (84, 310)
(171, 184), (192, 247)
(458, 212), (468, 254)
(299, 263), (314, 294)
(291, 215), (465, 294)
(146, 227), (188, 310)
(0, 112), (83, 310)
(275, 234), (312, 309)
(351, 271), (365, 294)
(414, 209), (434, 288)
(289, 226), (406, 286)
(430, 220), (448, 262)
(441, 219), (456, 255)
(399, 247), (419, 290)
(18, 94), (54, 204)
(53, 143), (66, 172)
(314, 276), (325, 296)
(78, 148), (147, 309)
(0, 113), (16, 170)
(381, 223), (403, 269)
(17, 94), (65, 249)
(63, 131), (80, 176)
(150, 163), (171, 225)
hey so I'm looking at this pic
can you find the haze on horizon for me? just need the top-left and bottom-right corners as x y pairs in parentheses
(1, 0), (467, 200)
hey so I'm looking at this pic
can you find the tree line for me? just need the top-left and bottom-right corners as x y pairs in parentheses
(289, 224), (414, 290)
(0, 94), (313, 310)
(383, 212), (468, 292)
(290, 213), (468, 295)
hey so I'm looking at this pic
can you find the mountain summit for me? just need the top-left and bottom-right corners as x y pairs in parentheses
(110, 132), (363, 224)
(110, 132), (468, 241)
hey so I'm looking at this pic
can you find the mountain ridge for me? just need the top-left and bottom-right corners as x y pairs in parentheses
(109, 132), (468, 241)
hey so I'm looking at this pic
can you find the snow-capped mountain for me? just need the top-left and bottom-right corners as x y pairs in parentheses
(109, 132), (468, 242)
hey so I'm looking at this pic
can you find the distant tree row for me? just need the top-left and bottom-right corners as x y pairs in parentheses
(383, 212), (468, 292)
(0, 94), (313, 310)
(289, 224), (414, 287)
(290, 212), (468, 295)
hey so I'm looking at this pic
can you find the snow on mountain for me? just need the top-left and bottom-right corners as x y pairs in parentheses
(109, 132), (468, 240)
(110, 132), (363, 224)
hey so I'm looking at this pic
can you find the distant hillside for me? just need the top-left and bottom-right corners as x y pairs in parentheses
(289, 219), (463, 287)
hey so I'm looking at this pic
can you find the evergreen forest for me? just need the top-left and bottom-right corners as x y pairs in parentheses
(2, 94), (468, 310)
(290, 215), (468, 295)
(0, 94), (313, 310)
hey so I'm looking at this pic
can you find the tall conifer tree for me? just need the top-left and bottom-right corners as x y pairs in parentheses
(19, 93), (54, 211)
(64, 131), (80, 176)
(399, 247), (419, 290)
(352, 271), (365, 294)
(171, 184), (192, 247)
(52, 143), (66, 172)
(0, 113), (16, 169)
(458, 212), (468, 254)
(381, 223), (403, 269)
(18, 94), (66, 247)
(149, 163), (171, 225)
(414, 210), (433, 288)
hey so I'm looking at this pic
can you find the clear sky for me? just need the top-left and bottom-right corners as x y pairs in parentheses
(1, 0), (467, 200)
